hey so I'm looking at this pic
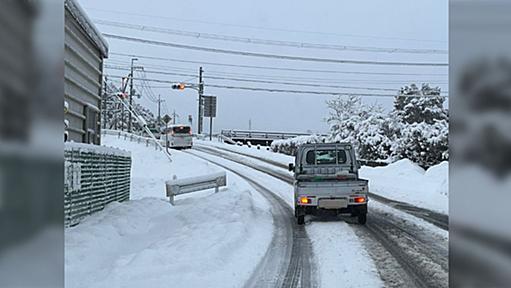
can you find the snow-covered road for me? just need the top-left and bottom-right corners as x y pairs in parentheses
(66, 135), (448, 288)
(193, 142), (448, 288)
(186, 149), (383, 288)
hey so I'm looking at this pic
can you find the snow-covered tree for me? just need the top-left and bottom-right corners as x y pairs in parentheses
(326, 95), (393, 161)
(101, 80), (158, 133)
(391, 83), (449, 167)
(394, 120), (449, 167)
(323, 84), (449, 168)
(393, 83), (447, 124)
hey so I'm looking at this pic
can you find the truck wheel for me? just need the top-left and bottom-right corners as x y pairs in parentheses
(357, 213), (367, 225)
(297, 215), (305, 225)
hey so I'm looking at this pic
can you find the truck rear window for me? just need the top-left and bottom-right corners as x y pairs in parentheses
(172, 126), (191, 134)
(306, 149), (347, 165)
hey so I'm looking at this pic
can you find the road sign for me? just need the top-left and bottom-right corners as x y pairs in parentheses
(203, 96), (217, 118)
(163, 114), (172, 124)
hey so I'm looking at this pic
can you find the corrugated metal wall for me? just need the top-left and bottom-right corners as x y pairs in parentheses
(64, 144), (131, 227)
(64, 8), (103, 144)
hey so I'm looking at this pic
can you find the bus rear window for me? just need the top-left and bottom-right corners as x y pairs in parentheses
(173, 126), (191, 134)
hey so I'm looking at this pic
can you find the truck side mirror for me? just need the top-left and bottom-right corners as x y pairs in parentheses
(288, 163), (295, 172)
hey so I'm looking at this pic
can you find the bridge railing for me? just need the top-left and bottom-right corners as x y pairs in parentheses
(220, 129), (313, 141)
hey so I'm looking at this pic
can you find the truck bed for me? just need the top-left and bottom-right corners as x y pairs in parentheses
(296, 179), (368, 199)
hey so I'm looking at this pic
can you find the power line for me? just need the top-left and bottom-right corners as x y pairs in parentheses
(95, 19), (447, 55)
(109, 52), (448, 76)
(105, 62), (448, 85)
(85, 7), (447, 44)
(104, 74), (448, 98)
(102, 33), (449, 67)
(203, 69), (448, 85)
(105, 65), (447, 92)
(107, 59), (449, 83)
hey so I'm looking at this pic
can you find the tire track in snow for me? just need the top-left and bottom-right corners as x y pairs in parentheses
(197, 144), (448, 230)
(184, 150), (316, 288)
(193, 145), (448, 288)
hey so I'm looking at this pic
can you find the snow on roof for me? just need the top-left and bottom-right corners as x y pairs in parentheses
(65, 0), (108, 57)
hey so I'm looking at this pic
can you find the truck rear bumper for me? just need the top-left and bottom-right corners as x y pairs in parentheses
(295, 203), (367, 217)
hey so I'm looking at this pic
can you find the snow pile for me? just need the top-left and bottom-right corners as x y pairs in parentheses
(360, 159), (448, 213)
(66, 187), (273, 288)
(66, 133), (274, 288)
(103, 134), (216, 199)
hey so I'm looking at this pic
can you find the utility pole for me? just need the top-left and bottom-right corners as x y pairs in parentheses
(157, 95), (162, 123)
(198, 66), (204, 135)
(128, 58), (138, 133)
(157, 95), (161, 123)
(155, 95), (166, 131)
(172, 109), (177, 124)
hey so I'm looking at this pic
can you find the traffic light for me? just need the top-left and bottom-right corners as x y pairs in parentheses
(171, 83), (185, 90)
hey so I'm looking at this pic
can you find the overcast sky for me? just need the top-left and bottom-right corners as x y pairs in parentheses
(81, 0), (448, 133)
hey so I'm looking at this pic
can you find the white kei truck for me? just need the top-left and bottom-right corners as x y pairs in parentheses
(288, 143), (369, 225)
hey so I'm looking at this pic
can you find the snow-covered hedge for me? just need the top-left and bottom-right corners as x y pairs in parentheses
(271, 135), (327, 156)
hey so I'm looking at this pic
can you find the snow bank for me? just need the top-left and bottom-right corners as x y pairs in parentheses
(66, 186), (273, 288)
(103, 134), (218, 199)
(66, 133), (274, 288)
(360, 159), (448, 213)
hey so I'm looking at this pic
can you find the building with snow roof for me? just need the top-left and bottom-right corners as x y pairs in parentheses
(64, 0), (108, 144)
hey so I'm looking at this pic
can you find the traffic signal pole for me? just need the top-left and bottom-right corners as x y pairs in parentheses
(198, 66), (204, 135)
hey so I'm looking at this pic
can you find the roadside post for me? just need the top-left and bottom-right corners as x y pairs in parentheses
(163, 114), (172, 153)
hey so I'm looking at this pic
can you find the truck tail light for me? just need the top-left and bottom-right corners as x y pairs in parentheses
(299, 196), (311, 204)
(354, 196), (366, 203)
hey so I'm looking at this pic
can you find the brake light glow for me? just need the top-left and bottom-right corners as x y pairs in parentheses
(299, 197), (311, 204)
(354, 196), (366, 203)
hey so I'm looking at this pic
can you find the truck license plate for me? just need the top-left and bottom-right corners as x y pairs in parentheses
(318, 199), (348, 209)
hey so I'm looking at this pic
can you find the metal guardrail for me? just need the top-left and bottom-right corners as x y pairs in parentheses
(221, 129), (313, 141)
(64, 142), (131, 227)
(218, 134), (236, 145)
(165, 172), (227, 205)
(102, 129), (163, 150)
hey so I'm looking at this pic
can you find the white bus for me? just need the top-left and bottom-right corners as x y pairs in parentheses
(163, 124), (193, 149)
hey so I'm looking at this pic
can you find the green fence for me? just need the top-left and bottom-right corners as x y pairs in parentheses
(64, 143), (131, 227)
